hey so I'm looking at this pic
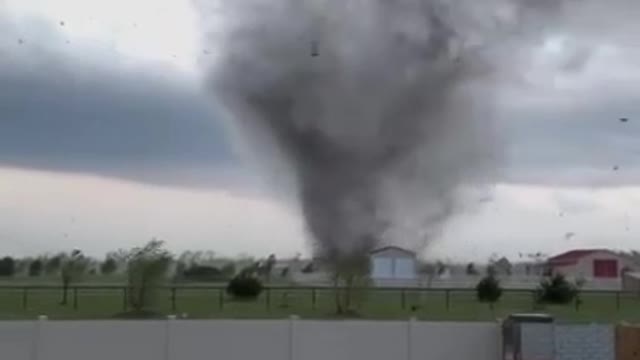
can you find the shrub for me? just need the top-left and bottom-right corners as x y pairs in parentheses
(0, 257), (15, 277)
(29, 259), (43, 277)
(536, 274), (578, 304)
(476, 274), (503, 303)
(226, 275), (263, 300)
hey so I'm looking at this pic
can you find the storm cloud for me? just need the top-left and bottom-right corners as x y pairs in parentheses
(0, 13), (236, 189)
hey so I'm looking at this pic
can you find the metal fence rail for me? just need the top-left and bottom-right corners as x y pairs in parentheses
(0, 285), (635, 313)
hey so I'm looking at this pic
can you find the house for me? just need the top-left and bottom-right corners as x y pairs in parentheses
(546, 249), (636, 279)
(370, 246), (418, 286)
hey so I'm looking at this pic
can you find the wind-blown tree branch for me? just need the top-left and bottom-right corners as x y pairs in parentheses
(60, 249), (89, 305)
(120, 240), (172, 313)
(325, 249), (371, 315)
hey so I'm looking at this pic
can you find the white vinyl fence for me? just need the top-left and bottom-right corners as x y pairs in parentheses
(0, 318), (501, 360)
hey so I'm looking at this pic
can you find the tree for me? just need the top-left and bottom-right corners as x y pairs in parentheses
(45, 254), (64, 275)
(263, 254), (276, 282)
(419, 263), (436, 288)
(466, 262), (478, 275)
(0, 257), (15, 277)
(326, 251), (371, 315)
(182, 265), (223, 282)
(476, 274), (503, 308)
(60, 249), (89, 305)
(436, 261), (447, 276)
(100, 256), (118, 275)
(226, 275), (263, 300)
(29, 259), (43, 277)
(536, 273), (578, 304)
(301, 262), (315, 274)
(486, 264), (497, 277)
(120, 240), (172, 313)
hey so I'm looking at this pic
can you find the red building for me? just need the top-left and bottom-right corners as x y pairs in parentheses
(546, 249), (635, 279)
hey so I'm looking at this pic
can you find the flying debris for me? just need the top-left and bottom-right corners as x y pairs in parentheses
(564, 232), (576, 240)
(17, 38), (24, 45)
(60, 21), (65, 26)
(310, 40), (319, 57)
(613, 165), (619, 171)
(559, 212), (564, 217)
(620, 117), (629, 123)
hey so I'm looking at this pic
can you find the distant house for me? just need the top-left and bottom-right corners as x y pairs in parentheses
(370, 246), (417, 286)
(546, 249), (636, 279)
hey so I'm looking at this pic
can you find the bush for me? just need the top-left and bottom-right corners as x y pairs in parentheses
(476, 275), (503, 303)
(0, 257), (15, 277)
(226, 275), (263, 300)
(29, 259), (43, 277)
(536, 274), (578, 304)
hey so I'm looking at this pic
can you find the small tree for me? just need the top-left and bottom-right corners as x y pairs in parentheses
(29, 259), (43, 277)
(466, 262), (478, 275)
(263, 254), (276, 282)
(326, 252), (371, 315)
(301, 262), (315, 274)
(0, 257), (15, 277)
(121, 240), (172, 313)
(226, 275), (263, 300)
(536, 273), (578, 304)
(100, 256), (118, 275)
(45, 254), (64, 275)
(476, 274), (503, 308)
(60, 249), (89, 305)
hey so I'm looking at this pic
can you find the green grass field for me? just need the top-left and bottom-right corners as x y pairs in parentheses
(1, 285), (639, 323)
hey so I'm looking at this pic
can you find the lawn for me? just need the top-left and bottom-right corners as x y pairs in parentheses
(1, 285), (639, 323)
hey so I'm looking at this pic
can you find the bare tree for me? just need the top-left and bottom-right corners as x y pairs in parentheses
(60, 249), (88, 305)
(325, 251), (371, 315)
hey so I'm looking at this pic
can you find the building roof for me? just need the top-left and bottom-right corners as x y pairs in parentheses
(547, 249), (611, 266)
(370, 246), (416, 257)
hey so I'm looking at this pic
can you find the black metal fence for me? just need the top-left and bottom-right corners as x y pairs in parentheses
(0, 285), (637, 319)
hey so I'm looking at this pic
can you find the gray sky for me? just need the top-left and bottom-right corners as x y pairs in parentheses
(2, 0), (640, 261)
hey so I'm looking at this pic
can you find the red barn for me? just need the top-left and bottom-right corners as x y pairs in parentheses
(546, 249), (634, 279)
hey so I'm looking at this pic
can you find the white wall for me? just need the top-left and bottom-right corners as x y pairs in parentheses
(3, 319), (501, 360)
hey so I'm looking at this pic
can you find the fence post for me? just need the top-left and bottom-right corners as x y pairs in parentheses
(407, 317), (416, 360)
(445, 290), (450, 311)
(23, 288), (28, 310)
(266, 288), (271, 311)
(311, 288), (317, 310)
(219, 289), (224, 310)
(122, 287), (128, 311)
(289, 315), (299, 360)
(616, 291), (621, 310)
(401, 289), (407, 310)
(73, 287), (78, 310)
(171, 288), (177, 312)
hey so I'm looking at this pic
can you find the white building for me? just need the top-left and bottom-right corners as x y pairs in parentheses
(370, 246), (418, 287)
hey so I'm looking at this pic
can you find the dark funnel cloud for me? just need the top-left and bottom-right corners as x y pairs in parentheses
(200, 0), (636, 258)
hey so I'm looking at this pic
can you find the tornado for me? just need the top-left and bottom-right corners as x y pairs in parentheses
(199, 0), (635, 260)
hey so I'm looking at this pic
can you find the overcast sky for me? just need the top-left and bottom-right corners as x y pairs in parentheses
(2, 0), (640, 262)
